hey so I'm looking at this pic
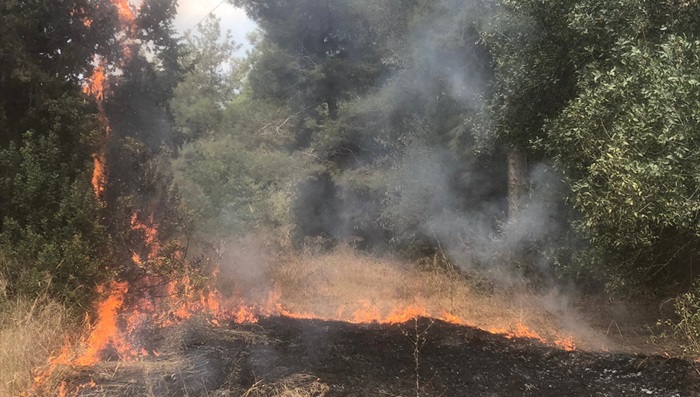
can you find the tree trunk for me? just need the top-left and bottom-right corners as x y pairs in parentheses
(327, 97), (338, 120)
(507, 147), (527, 220)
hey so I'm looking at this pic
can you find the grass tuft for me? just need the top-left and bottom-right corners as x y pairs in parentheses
(0, 291), (70, 396)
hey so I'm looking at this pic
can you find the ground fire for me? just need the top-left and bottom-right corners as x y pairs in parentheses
(8, 0), (700, 397)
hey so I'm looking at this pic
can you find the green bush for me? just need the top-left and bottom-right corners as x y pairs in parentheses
(0, 132), (108, 305)
(667, 281), (700, 354)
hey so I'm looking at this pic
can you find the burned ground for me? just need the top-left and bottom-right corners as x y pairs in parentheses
(58, 316), (699, 397)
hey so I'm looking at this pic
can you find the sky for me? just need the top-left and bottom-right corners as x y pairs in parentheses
(173, 0), (257, 52)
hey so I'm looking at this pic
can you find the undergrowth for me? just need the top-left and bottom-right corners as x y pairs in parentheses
(0, 275), (71, 396)
(663, 280), (700, 355)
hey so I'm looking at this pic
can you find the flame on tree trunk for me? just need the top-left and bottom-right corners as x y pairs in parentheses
(83, 63), (109, 201)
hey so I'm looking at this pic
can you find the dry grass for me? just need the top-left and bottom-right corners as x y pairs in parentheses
(267, 244), (606, 349)
(0, 293), (71, 396)
(241, 374), (330, 397)
(272, 245), (522, 326)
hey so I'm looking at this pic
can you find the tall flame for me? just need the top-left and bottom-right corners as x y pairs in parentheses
(83, 0), (137, 202)
(83, 63), (109, 200)
(74, 282), (133, 366)
(112, 0), (135, 25)
(82, 64), (106, 102)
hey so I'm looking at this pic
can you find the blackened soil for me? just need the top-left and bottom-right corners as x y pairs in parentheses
(229, 317), (699, 397)
(71, 317), (699, 397)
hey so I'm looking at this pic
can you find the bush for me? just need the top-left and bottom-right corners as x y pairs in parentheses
(0, 132), (108, 305)
(667, 281), (700, 354)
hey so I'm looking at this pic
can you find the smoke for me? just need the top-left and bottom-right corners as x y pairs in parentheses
(283, 0), (574, 279)
(216, 235), (274, 303)
(171, 0), (616, 350)
(271, 0), (605, 345)
(384, 140), (571, 281)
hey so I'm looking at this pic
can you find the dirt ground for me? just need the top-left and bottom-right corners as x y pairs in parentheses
(58, 316), (699, 397)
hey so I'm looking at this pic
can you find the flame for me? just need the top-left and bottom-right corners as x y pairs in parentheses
(111, 0), (135, 26)
(555, 337), (576, 352)
(91, 152), (107, 199)
(27, 2), (151, 392)
(30, 262), (580, 395)
(83, 1), (138, 202)
(131, 251), (143, 266)
(70, 7), (92, 28)
(74, 282), (133, 365)
(507, 322), (546, 343)
(82, 64), (106, 102)
(130, 212), (160, 258)
(110, 0), (137, 63)
(82, 62), (109, 201)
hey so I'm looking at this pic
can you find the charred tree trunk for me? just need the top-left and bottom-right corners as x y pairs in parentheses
(507, 146), (527, 220)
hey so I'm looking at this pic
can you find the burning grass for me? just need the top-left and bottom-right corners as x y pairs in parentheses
(9, 239), (699, 396)
(49, 317), (699, 396)
(265, 244), (598, 349)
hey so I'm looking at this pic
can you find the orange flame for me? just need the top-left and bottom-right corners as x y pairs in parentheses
(30, 266), (581, 395)
(130, 212), (160, 258)
(111, 0), (135, 26)
(70, 8), (92, 28)
(82, 63), (109, 201)
(507, 322), (547, 343)
(74, 282), (133, 365)
(91, 152), (107, 199)
(83, 1), (138, 202)
(555, 337), (576, 352)
(82, 64), (106, 102)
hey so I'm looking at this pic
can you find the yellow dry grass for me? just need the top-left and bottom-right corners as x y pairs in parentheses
(269, 245), (603, 348)
(0, 293), (70, 396)
(242, 374), (330, 397)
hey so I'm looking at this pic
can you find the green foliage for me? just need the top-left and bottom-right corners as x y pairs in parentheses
(0, 0), (121, 305)
(172, 18), (317, 237)
(170, 0), (700, 300)
(479, 0), (578, 152)
(172, 17), (241, 141)
(0, 132), (108, 303)
(658, 280), (700, 355)
(235, 0), (389, 142)
(542, 33), (700, 289)
(173, 92), (319, 236)
(0, 0), (120, 146)
(0, 0), (184, 305)
(478, 0), (700, 290)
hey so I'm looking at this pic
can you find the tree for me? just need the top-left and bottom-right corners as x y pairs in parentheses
(171, 17), (241, 142)
(481, 0), (700, 289)
(172, 18), (316, 238)
(541, 4), (700, 288)
(0, 0), (121, 303)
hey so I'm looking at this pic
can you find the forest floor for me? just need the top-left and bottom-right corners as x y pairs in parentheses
(58, 316), (700, 397)
(23, 247), (700, 396)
